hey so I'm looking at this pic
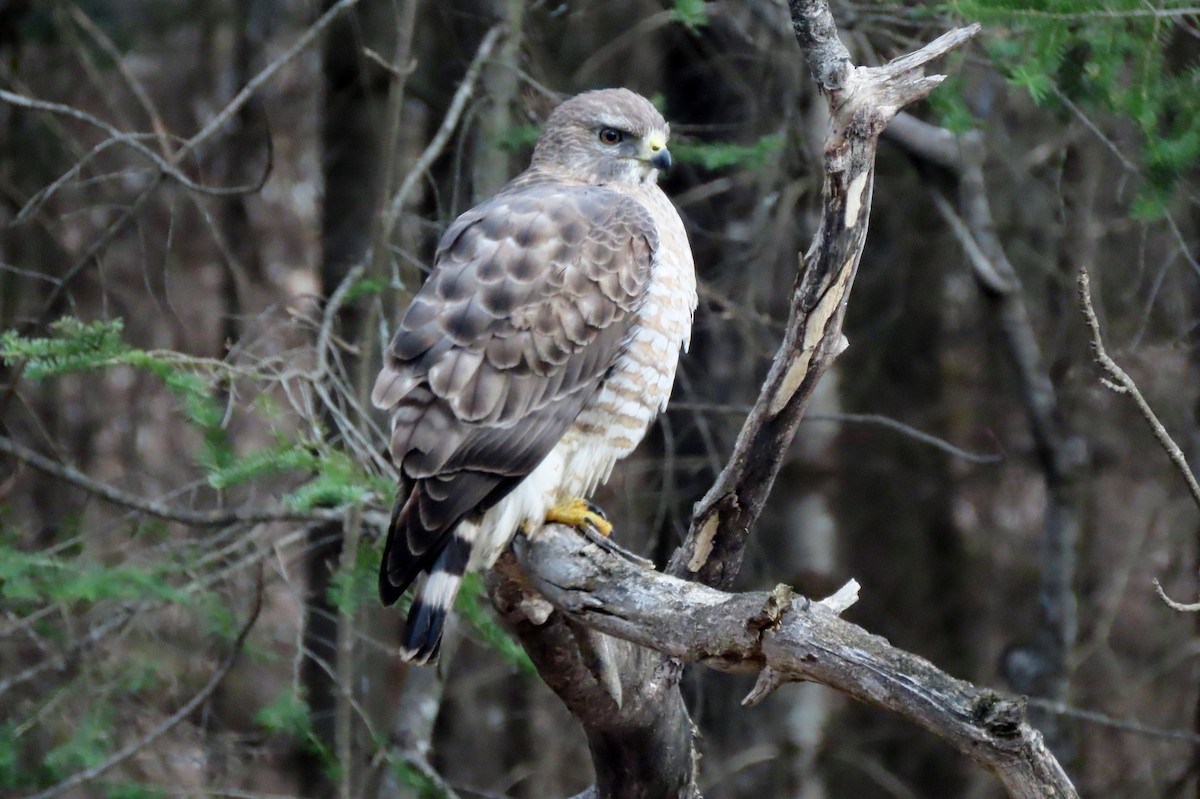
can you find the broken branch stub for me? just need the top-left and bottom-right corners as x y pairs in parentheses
(670, 19), (982, 589)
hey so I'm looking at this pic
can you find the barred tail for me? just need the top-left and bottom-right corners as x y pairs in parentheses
(400, 524), (474, 664)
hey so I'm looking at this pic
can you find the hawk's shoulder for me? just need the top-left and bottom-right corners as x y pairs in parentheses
(372, 175), (659, 480)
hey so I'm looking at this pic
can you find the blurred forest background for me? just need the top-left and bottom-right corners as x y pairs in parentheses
(2, 0), (1200, 797)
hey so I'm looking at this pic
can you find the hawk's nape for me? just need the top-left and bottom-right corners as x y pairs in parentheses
(371, 88), (696, 663)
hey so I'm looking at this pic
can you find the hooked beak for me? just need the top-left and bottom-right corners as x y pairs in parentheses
(641, 131), (672, 173)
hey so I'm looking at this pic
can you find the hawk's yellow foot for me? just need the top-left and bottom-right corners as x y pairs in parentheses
(546, 498), (613, 537)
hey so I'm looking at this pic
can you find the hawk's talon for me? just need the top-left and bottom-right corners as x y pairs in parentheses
(580, 524), (656, 569)
(546, 497), (613, 537)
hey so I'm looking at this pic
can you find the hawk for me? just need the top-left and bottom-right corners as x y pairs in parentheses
(371, 88), (697, 663)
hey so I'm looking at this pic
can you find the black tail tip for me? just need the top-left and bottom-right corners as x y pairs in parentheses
(400, 599), (446, 664)
(379, 571), (404, 607)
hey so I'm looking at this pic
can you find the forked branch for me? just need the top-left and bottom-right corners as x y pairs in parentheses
(668, 13), (982, 590)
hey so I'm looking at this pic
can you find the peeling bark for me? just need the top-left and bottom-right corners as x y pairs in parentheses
(668, 18), (980, 591)
(511, 526), (1077, 799)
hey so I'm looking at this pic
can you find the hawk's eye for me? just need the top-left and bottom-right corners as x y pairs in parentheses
(598, 128), (624, 145)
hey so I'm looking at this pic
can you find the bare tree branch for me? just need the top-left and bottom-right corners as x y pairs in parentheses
(1078, 268), (1200, 509)
(1027, 697), (1200, 744)
(512, 525), (1079, 799)
(1153, 578), (1200, 613)
(0, 432), (377, 527)
(668, 14), (982, 590)
(670, 402), (1005, 464)
(1078, 267), (1200, 612)
(20, 568), (265, 799)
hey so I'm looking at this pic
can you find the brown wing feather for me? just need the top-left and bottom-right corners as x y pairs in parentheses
(373, 181), (657, 603)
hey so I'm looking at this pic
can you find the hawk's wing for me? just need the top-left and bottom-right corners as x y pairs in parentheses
(372, 182), (657, 604)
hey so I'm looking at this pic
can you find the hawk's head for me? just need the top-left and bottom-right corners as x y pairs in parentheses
(531, 88), (672, 185)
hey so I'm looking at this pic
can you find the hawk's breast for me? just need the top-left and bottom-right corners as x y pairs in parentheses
(557, 182), (697, 498)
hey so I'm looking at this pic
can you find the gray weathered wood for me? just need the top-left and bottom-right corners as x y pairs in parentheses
(668, 18), (982, 590)
(516, 526), (1078, 799)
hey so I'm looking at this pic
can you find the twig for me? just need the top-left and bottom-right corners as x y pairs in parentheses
(362, 47), (411, 79)
(316, 265), (366, 382)
(394, 753), (465, 799)
(1028, 697), (1200, 745)
(670, 402), (1004, 464)
(0, 433), (353, 527)
(809, 412), (1003, 464)
(512, 525), (1079, 799)
(1078, 268), (1200, 508)
(380, 23), (504, 284)
(306, 264), (396, 477)
(1154, 578), (1200, 613)
(1078, 267), (1200, 612)
(20, 568), (265, 799)
(299, 643), (389, 759)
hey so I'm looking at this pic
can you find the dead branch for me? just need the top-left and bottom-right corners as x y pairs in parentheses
(0, 433), (378, 528)
(810, 411), (1003, 463)
(1078, 267), (1200, 612)
(670, 403), (1005, 463)
(1078, 268), (1200, 509)
(513, 524), (1078, 799)
(667, 14), (982, 590)
(1027, 697), (1200, 745)
(1153, 579), (1200, 613)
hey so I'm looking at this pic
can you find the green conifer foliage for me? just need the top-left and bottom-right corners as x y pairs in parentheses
(951, 0), (1200, 216)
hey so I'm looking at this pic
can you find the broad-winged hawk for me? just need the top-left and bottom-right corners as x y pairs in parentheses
(372, 88), (697, 662)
